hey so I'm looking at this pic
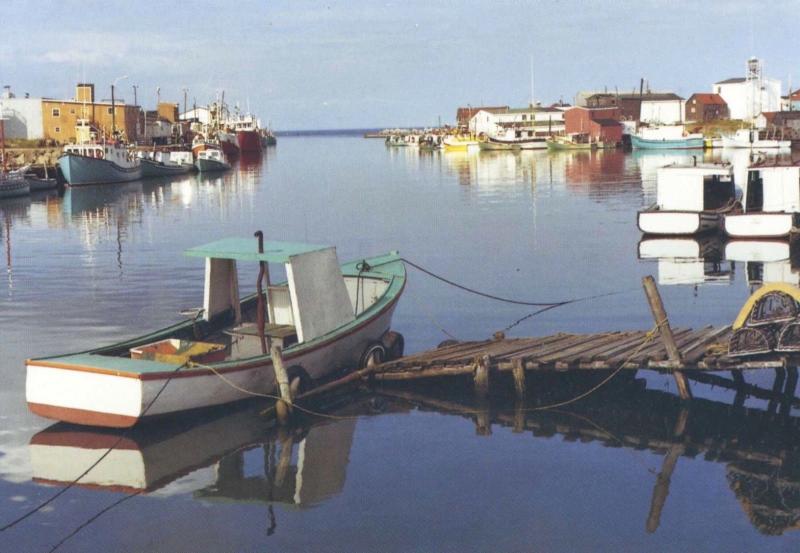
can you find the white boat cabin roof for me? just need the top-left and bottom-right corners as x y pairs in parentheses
(656, 163), (735, 212)
(185, 238), (355, 344)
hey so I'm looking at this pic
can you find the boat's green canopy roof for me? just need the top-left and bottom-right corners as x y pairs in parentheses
(185, 238), (330, 263)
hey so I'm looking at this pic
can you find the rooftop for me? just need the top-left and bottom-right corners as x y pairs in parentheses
(185, 238), (330, 263)
(592, 118), (623, 126)
(715, 77), (747, 85)
(587, 92), (683, 102)
(689, 93), (726, 104)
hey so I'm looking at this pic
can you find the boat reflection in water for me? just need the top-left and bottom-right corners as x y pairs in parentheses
(638, 234), (732, 285)
(29, 400), (365, 509)
(639, 234), (800, 288)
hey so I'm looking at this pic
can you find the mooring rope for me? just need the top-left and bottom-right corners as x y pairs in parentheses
(0, 362), (189, 533)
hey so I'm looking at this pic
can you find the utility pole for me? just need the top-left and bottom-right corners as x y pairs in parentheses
(132, 84), (139, 140)
(182, 87), (188, 118)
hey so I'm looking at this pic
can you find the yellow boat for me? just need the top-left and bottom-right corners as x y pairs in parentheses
(443, 134), (479, 152)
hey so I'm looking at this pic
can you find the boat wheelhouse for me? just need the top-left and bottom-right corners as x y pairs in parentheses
(26, 237), (406, 427)
(724, 162), (800, 238)
(637, 162), (738, 235)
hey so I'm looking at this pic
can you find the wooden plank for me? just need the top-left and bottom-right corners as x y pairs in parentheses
(546, 332), (628, 365)
(506, 334), (591, 360)
(485, 334), (579, 361)
(536, 332), (622, 365)
(682, 326), (732, 364)
(372, 365), (474, 380)
(639, 329), (706, 365)
(428, 339), (517, 362)
(577, 331), (649, 362)
(607, 328), (692, 366)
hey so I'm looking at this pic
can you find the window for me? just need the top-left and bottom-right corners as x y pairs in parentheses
(52, 108), (60, 117)
(54, 127), (61, 133)
(70, 108), (75, 114)
(522, 114), (527, 121)
(107, 107), (114, 115)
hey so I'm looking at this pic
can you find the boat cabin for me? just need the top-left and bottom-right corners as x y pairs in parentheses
(742, 163), (800, 214)
(655, 163), (736, 212)
(183, 238), (389, 359)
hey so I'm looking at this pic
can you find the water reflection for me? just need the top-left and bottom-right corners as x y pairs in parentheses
(373, 380), (800, 536)
(639, 235), (800, 288)
(22, 379), (800, 538)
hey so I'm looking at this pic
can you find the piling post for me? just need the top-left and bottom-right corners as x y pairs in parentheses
(270, 344), (293, 424)
(474, 354), (491, 398)
(512, 358), (527, 399)
(642, 276), (692, 400)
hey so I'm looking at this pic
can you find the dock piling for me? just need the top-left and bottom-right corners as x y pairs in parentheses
(512, 358), (526, 399)
(474, 355), (492, 397)
(270, 344), (293, 424)
(642, 276), (692, 400)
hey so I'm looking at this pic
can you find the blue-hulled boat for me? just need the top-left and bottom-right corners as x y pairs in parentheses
(58, 143), (142, 186)
(631, 134), (705, 150)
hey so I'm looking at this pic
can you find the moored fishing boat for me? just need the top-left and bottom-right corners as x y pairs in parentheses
(443, 134), (479, 152)
(723, 161), (800, 238)
(23, 165), (59, 192)
(58, 142), (142, 186)
(546, 134), (599, 151)
(480, 133), (548, 151)
(195, 148), (231, 172)
(638, 162), (738, 235)
(26, 237), (406, 427)
(721, 128), (791, 149)
(631, 125), (704, 150)
(217, 130), (240, 157)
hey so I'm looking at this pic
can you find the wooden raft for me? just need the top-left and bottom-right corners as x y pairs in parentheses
(372, 325), (793, 383)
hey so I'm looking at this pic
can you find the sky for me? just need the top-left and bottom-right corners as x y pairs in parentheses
(1, 0), (798, 130)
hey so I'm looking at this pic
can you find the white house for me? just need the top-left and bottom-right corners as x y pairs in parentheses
(469, 106), (567, 137)
(0, 86), (44, 140)
(713, 58), (782, 121)
(640, 94), (684, 125)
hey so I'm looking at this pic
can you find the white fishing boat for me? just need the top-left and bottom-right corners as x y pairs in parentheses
(721, 128), (790, 149)
(631, 125), (705, 150)
(479, 130), (548, 151)
(638, 162), (738, 235)
(195, 148), (231, 172)
(724, 162), (800, 238)
(140, 150), (196, 177)
(26, 237), (406, 427)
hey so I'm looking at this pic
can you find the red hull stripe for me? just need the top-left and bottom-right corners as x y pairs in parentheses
(28, 403), (139, 428)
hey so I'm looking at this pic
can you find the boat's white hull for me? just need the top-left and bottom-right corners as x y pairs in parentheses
(721, 137), (791, 149)
(638, 210), (719, 235)
(724, 213), (796, 238)
(26, 298), (399, 427)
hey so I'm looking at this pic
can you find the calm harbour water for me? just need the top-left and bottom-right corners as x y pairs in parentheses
(1, 135), (799, 552)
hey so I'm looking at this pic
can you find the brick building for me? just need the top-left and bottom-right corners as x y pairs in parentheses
(41, 84), (140, 143)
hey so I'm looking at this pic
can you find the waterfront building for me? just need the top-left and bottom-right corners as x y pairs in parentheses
(0, 86), (44, 140)
(468, 105), (567, 137)
(755, 111), (800, 132)
(685, 93), (729, 122)
(780, 89), (800, 111)
(585, 92), (683, 124)
(40, 84), (140, 144)
(455, 106), (509, 129)
(713, 58), (782, 121)
(563, 107), (623, 143)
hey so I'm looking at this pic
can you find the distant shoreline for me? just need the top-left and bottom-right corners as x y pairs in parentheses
(276, 127), (425, 137)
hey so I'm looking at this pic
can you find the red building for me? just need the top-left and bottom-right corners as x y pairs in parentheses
(685, 93), (728, 122)
(564, 107), (623, 144)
